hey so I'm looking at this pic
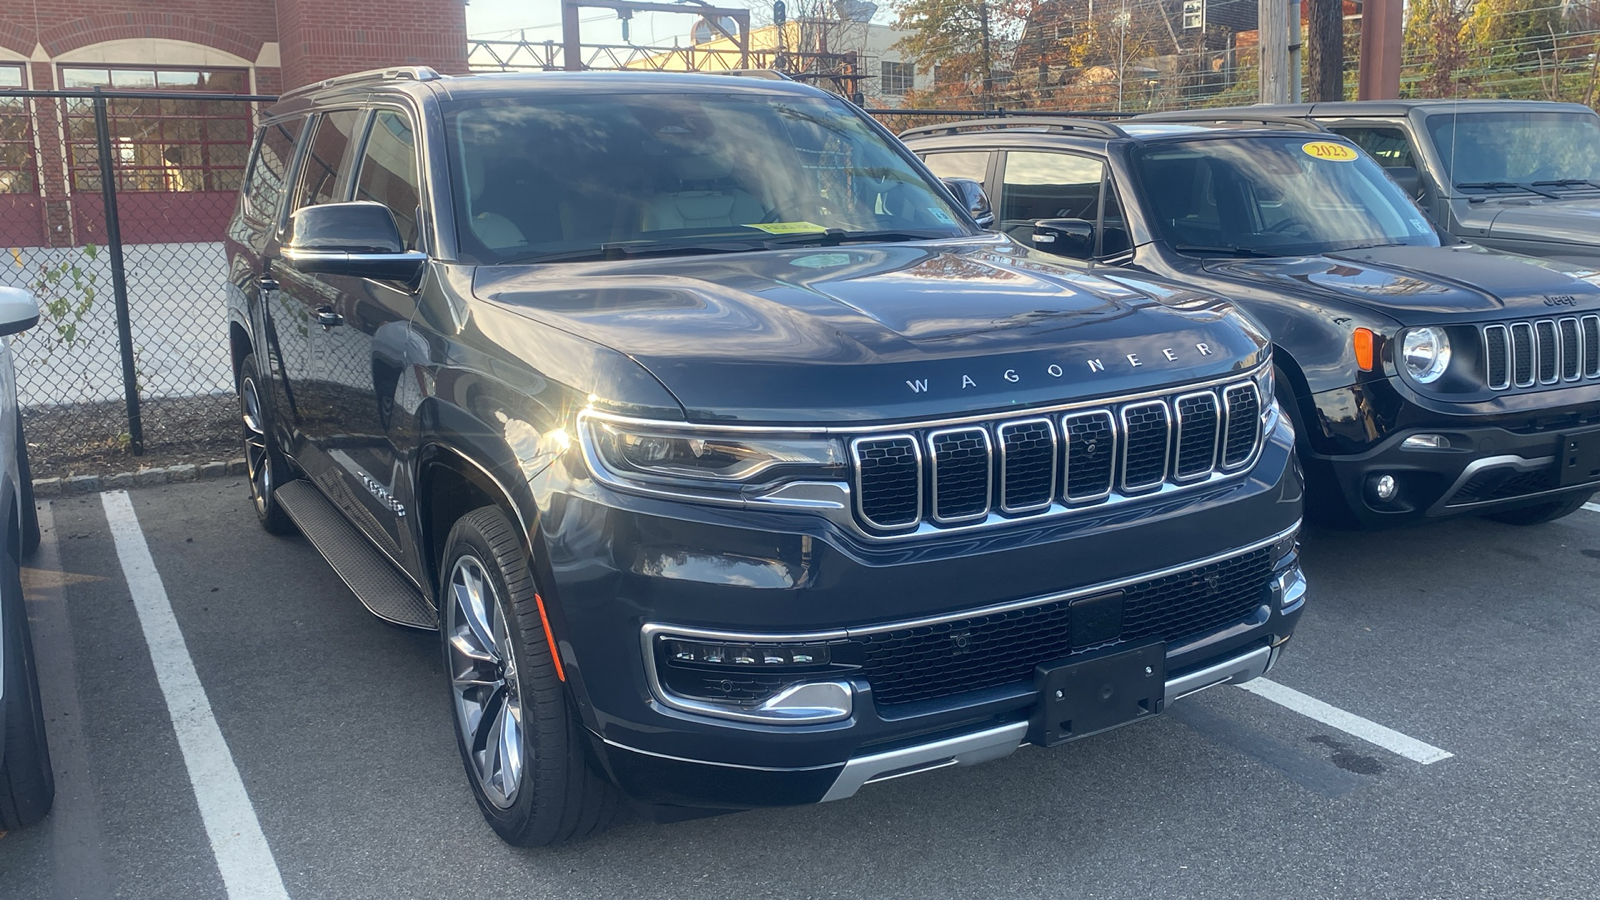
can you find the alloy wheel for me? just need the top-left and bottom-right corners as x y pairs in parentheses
(240, 376), (272, 515)
(446, 554), (524, 810)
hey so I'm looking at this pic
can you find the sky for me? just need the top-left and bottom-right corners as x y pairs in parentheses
(465, 0), (893, 48)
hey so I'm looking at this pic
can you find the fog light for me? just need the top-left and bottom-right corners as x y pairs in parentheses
(1402, 434), (1450, 451)
(648, 631), (853, 724)
(1373, 473), (1398, 501)
(665, 638), (831, 669)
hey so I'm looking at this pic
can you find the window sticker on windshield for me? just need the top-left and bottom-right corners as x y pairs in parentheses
(791, 253), (852, 269)
(928, 208), (953, 223)
(1302, 141), (1359, 162)
(745, 222), (829, 235)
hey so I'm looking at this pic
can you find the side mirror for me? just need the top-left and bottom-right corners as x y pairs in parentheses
(942, 178), (995, 229)
(282, 201), (427, 282)
(1387, 165), (1424, 200)
(0, 286), (40, 337)
(1032, 218), (1096, 260)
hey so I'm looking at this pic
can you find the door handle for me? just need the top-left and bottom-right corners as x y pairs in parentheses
(315, 307), (344, 328)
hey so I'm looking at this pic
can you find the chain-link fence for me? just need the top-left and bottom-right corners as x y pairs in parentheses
(1, 87), (273, 478)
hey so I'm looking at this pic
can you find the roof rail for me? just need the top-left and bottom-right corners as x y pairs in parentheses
(898, 116), (1130, 141)
(865, 107), (1136, 119)
(1130, 112), (1328, 133)
(719, 69), (794, 80)
(278, 66), (444, 101)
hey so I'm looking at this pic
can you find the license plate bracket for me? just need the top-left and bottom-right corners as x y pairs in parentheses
(1027, 641), (1165, 748)
(1558, 428), (1600, 487)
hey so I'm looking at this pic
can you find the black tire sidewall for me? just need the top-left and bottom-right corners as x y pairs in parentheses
(237, 354), (294, 535)
(0, 525), (54, 829)
(439, 507), (580, 846)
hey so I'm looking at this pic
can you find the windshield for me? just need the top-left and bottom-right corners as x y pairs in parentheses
(442, 91), (969, 265)
(1426, 110), (1600, 194)
(1131, 136), (1440, 258)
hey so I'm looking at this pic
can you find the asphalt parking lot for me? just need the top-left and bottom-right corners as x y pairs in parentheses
(2, 480), (1598, 899)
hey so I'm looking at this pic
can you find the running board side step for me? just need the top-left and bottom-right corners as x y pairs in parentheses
(274, 479), (437, 630)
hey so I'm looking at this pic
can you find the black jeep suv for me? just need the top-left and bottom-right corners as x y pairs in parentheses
(906, 117), (1600, 527)
(225, 69), (1304, 845)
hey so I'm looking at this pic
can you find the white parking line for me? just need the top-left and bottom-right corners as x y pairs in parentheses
(1237, 678), (1454, 765)
(101, 491), (290, 900)
(1583, 502), (1600, 514)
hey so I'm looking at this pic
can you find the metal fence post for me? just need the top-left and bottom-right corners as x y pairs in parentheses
(92, 86), (144, 456)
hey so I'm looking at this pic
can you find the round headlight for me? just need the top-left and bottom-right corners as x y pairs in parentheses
(1402, 327), (1451, 383)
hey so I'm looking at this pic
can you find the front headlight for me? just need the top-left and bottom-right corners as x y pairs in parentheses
(578, 413), (846, 493)
(1401, 326), (1452, 384)
(1253, 361), (1275, 412)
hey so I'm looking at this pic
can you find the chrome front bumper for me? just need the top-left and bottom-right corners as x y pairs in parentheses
(820, 643), (1277, 802)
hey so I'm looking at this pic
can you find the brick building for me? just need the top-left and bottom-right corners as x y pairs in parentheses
(1, 0), (468, 246)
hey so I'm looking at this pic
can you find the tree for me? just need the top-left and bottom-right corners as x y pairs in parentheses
(1306, 0), (1344, 101)
(889, 0), (1040, 97)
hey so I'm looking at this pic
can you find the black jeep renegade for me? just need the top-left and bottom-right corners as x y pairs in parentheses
(225, 69), (1303, 844)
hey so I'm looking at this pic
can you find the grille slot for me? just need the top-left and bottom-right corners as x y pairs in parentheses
(1561, 317), (1583, 381)
(997, 419), (1057, 513)
(1173, 390), (1221, 481)
(851, 436), (921, 530)
(1536, 319), (1560, 384)
(1062, 410), (1116, 501)
(1586, 316), (1600, 378)
(851, 547), (1275, 706)
(927, 427), (992, 523)
(1120, 401), (1171, 492)
(1484, 324), (1510, 390)
(1221, 384), (1261, 469)
(1511, 322), (1535, 387)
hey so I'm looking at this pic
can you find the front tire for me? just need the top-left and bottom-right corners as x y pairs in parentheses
(1483, 490), (1595, 526)
(0, 521), (55, 829)
(238, 353), (294, 535)
(439, 506), (616, 846)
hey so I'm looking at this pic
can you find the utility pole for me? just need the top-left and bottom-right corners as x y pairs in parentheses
(1258, 0), (1290, 103)
(1358, 0), (1403, 99)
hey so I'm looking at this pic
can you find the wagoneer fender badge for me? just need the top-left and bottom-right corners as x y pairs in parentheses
(905, 343), (1215, 394)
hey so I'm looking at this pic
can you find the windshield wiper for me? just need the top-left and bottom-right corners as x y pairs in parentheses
(1531, 178), (1600, 192)
(1171, 244), (1280, 258)
(1330, 241), (1409, 253)
(1455, 181), (1562, 199)
(758, 229), (942, 247)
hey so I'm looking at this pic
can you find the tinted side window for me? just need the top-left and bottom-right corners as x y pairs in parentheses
(1332, 126), (1415, 169)
(292, 110), (363, 211)
(244, 117), (304, 223)
(921, 151), (989, 183)
(1000, 151), (1104, 242)
(355, 110), (422, 249)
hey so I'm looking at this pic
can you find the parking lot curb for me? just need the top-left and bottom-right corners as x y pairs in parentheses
(31, 458), (248, 497)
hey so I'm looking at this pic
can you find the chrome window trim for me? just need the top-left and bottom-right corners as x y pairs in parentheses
(580, 359), (1271, 436)
(1119, 400), (1171, 493)
(1219, 382), (1262, 471)
(1061, 408), (1117, 503)
(1559, 317), (1582, 381)
(849, 434), (922, 532)
(1511, 321), (1536, 387)
(1172, 389), (1221, 482)
(1483, 323), (1511, 390)
(641, 520), (1300, 648)
(1584, 315), (1600, 379)
(996, 417), (1059, 514)
(926, 426), (993, 524)
(1535, 319), (1560, 385)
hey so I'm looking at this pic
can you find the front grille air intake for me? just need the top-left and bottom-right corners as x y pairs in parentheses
(848, 375), (1265, 535)
(1483, 317), (1600, 391)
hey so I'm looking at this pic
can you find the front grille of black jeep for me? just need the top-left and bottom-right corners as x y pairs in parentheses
(850, 547), (1275, 706)
(1484, 316), (1600, 390)
(847, 378), (1263, 535)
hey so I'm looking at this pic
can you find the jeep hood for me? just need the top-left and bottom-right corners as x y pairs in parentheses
(1481, 196), (1600, 247)
(1207, 244), (1600, 323)
(472, 239), (1266, 424)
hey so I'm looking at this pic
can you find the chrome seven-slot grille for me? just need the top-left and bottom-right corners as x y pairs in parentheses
(1483, 316), (1600, 390)
(850, 379), (1263, 533)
